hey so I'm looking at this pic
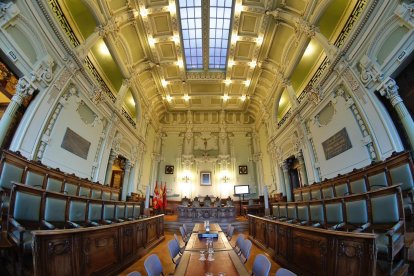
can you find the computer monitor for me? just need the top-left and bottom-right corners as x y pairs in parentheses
(234, 185), (250, 195)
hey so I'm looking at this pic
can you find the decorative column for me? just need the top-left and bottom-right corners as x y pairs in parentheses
(297, 150), (309, 186)
(115, 78), (131, 108)
(121, 160), (131, 200)
(0, 77), (37, 147)
(104, 150), (117, 185)
(377, 77), (414, 149)
(282, 161), (292, 202)
(278, 164), (286, 196)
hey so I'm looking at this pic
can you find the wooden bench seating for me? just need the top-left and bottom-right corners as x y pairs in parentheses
(271, 185), (405, 274)
(7, 182), (143, 274)
(293, 151), (414, 217)
(0, 150), (121, 224)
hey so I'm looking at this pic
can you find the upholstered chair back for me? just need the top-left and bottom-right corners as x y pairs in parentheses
(204, 200), (211, 207)
(111, 192), (119, 200)
(390, 164), (414, 191)
(44, 196), (66, 223)
(272, 205), (279, 217)
(25, 171), (44, 188)
(226, 199), (233, 207)
(279, 205), (287, 218)
(252, 254), (271, 276)
(311, 189), (322, 200)
(302, 191), (311, 201)
(287, 206), (297, 220)
(350, 178), (367, 194)
(46, 178), (63, 193)
(335, 183), (349, 197)
(68, 200), (87, 223)
(64, 182), (78, 196)
(144, 254), (163, 276)
(368, 172), (388, 190)
(325, 202), (343, 224)
(13, 191), (41, 222)
(213, 200), (221, 207)
(192, 200), (200, 207)
(102, 191), (111, 200)
(297, 205), (309, 222)
(322, 187), (334, 199)
(294, 192), (302, 202)
(310, 204), (325, 224)
(88, 202), (102, 222)
(133, 205), (141, 218)
(115, 204), (126, 220)
(126, 204), (134, 218)
(91, 189), (102, 199)
(371, 194), (399, 224)
(103, 203), (115, 221)
(78, 187), (90, 197)
(0, 162), (24, 190)
(181, 198), (189, 206)
(345, 199), (368, 225)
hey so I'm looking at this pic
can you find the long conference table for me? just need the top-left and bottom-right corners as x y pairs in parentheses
(174, 223), (250, 276)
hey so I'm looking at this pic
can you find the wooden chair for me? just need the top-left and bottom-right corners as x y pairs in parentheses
(67, 197), (88, 228)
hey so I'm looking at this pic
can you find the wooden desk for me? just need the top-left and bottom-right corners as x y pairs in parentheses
(192, 223), (222, 233)
(185, 232), (233, 252)
(174, 251), (249, 276)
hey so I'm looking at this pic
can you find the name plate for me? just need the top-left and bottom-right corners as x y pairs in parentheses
(322, 128), (352, 160)
(198, 231), (219, 239)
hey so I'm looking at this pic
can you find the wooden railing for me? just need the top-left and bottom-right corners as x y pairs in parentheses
(32, 214), (164, 276)
(248, 215), (377, 275)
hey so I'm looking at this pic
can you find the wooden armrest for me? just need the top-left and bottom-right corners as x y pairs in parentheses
(386, 221), (404, 237)
(67, 221), (81, 228)
(41, 220), (56, 230)
(9, 218), (25, 233)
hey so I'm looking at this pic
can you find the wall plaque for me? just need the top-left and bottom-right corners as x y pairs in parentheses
(322, 128), (352, 160)
(61, 128), (91, 160)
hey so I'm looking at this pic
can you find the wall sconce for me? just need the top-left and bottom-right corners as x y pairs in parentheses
(222, 176), (230, 183)
(182, 175), (190, 183)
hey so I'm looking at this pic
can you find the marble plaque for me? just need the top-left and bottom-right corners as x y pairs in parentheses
(322, 128), (352, 160)
(61, 128), (90, 159)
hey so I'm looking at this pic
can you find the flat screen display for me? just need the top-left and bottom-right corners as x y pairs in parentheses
(234, 185), (250, 195)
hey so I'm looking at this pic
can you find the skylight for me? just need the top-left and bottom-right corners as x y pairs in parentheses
(178, 0), (233, 71)
(209, 0), (232, 69)
(179, 0), (203, 70)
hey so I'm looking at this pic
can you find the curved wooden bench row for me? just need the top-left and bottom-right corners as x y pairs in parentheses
(293, 151), (414, 203)
(32, 214), (164, 276)
(270, 185), (405, 275)
(248, 214), (377, 276)
(0, 150), (121, 223)
(6, 183), (148, 275)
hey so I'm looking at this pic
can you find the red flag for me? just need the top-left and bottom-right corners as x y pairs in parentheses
(163, 182), (167, 208)
(153, 181), (159, 209)
(158, 182), (164, 208)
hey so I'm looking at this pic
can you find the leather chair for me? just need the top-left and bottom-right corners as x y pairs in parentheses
(67, 198), (87, 228)
(24, 170), (45, 188)
(370, 191), (405, 274)
(344, 197), (370, 232)
(0, 162), (24, 224)
(45, 177), (63, 193)
(294, 192), (302, 202)
(367, 171), (388, 190)
(115, 203), (126, 222)
(311, 189), (322, 200)
(322, 186), (334, 199)
(111, 192), (119, 200)
(87, 201), (103, 226)
(286, 205), (297, 223)
(309, 203), (325, 227)
(390, 164), (414, 217)
(103, 203), (116, 224)
(296, 204), (309, 225)
(43, 193), (67, 229)
(272, 205), (279, 218)
(91, 189), (102, 199)
(302, 190), (311, 201)
(278, 204), (287, 221)
(102, 191), (111, 200)
(78, 186), (91, 197)
(132, 204), (141, 219)
(7, 184), (43, 273)
(125, 204), (134, 220)
(325, 201), (345, 230)
(63, 182), (78, 196)
(349, 178), (367, 194)
(334, 182), (349, 197)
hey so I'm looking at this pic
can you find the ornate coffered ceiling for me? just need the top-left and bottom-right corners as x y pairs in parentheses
(50, 0), (361, 125)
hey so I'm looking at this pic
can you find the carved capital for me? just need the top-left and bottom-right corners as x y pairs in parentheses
(12, 77), (37, 105)
(395, 3), (414, 28)
(377, 78), (402, 107)
(295, 18), (315, 37)
(265, 9), (282, 19)
(0, 2), (19, 25)
(358, 55), (383, 88)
